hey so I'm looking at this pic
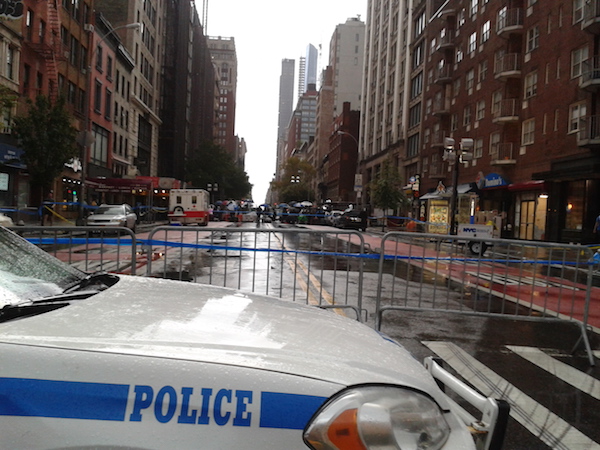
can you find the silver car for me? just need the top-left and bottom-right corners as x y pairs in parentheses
(86, 204), (137, 230)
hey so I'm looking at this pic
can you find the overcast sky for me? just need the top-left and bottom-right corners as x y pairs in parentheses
(201, 0), (368, 203)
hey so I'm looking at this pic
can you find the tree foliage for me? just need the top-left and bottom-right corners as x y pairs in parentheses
(270, 157), (316, 203)
(370, 159), (409, 214)
(186, 140), (253, 200)
(12, 95), (78, 194)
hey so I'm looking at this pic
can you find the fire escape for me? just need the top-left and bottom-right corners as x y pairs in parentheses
(24, 0), (64, 101)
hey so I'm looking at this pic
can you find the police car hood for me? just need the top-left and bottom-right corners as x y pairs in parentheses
(0, 276), (435, 390)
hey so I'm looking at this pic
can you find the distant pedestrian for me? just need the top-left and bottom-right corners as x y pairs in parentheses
(41, 191), (54, 226)
(358, 208), (369, 232)
(594, 212), (600, 242)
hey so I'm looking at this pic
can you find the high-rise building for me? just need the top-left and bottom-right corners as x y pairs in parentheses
(276, 59), (295, 181)
(329, 17), (365, 117)
(208, 36), (238, 159)
(359, 0), (411, 211)
(360, 0), (600, 244)
(96, 0), (165, 179)
(159, 0), (214, 183)
(304, 44), (318, 92)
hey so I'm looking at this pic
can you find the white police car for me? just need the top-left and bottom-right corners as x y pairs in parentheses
(0, 226), (507, 449)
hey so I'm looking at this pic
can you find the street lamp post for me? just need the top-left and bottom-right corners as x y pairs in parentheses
(77, 21), (141, 225)
(443, 137), (474, 235)
(207, 182), (218, 204)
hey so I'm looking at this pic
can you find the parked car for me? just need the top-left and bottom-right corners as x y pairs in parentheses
(0, 226), (507, 449)
(86, 204), (137, 231)
(336, 210), (367, 231)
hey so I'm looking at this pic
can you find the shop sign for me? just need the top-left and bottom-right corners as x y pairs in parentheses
(477, 172), (509, 189)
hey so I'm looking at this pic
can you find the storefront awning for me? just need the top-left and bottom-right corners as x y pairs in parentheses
(420, 183), (476, 200)
(508, 180), (546, 191)
(88, 177), (152, 193)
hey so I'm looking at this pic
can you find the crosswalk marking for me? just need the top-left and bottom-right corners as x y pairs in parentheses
(424, 341), (600, 450)
(507, 346), (600, 401)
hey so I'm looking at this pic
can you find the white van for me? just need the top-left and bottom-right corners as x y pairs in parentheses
(168, 189), (210, 225)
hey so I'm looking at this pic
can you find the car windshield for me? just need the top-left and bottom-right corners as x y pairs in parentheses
(0, 227), (85, 307)
(95, 206), (125, 215)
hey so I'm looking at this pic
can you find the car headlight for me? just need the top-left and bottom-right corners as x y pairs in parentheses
(304, 386), (450, 450)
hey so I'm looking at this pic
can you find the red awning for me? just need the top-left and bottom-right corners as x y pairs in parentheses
(507, 180), (546, 191)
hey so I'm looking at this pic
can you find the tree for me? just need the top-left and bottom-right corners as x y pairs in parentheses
(12, 95), (78, 199)
(370, 158), (409, 230)
(186, 141), (253, 200)
(270, 157), (316, 203)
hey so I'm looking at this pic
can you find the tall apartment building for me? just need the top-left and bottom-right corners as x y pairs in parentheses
(276, 58), (295, 182)
(330, 17), (366, 117)
(208, 36), (238, 159)
(359, 0), (600, 244)
(359, 0), (412, 210)
(96, 0), (165, 179)
(159, 0), (206, 183)
(420, 0), (600, 243)
(304, 44), (318, 92)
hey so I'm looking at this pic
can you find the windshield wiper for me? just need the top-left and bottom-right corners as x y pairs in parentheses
(62, 271), (119, 294)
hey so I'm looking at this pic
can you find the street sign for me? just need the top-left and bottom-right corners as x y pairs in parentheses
(354, 174), (363, 192)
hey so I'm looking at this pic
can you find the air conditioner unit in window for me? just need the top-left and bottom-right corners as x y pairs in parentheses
(84, 24), (94, 33)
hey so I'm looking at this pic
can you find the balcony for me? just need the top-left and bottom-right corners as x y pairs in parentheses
(490, 143), (516, 165)
(582, 0), (600, 34)
(435, 30), (455, 53)
(492, 99), (520, 123)
(496, 9), (523, 36)
(438, 7), (456, 19)
(494, 53), (522, 80)
(577, 115), (600, 150)
(580, 57), (600, 91)
(432, 97), (450, 116)
(434, 64), (452, 85)
(431, 129), (449, 147)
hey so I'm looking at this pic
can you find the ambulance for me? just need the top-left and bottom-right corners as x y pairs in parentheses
(0, 226), (508, 449)
(168, 188), (210, 225)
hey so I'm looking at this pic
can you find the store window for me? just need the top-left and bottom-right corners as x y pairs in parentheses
(565, 180), (585, 230)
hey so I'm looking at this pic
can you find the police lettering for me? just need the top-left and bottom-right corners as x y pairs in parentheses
(130, 385), (253, 426)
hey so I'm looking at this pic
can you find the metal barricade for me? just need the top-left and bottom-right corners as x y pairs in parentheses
(375, 231), (597, 365)
(13, 226), (138, 275)
(144, 226), (367, 320)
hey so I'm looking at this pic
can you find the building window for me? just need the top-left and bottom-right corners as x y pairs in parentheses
(470, 0), (478, 17)
(91, 124), (109, 166)
(453, 78), (461, 96)
(476, 100), (486, 120)
(522, 118), (535, 145)
(413, 41), (424, 69)
(478, 59), (488, 82)
(526, 27), (539, 53)
(490, 132), (501, 155)
(407, 134), (419, 157)
(463, 106), (471, 126)
(409, 103), (421, 128)
(414, 12), (426, 37)
(456, 47), (464, 63)
(451, 113), (458, 131)
(468, 32), (477, 54)
(573, 0), (584, 23)
(569, 102), (586, 133)
(410, 72), (423, 99)
(524, 71), (538, 98)
(95, 45), (103, 71)
(466, 69), (475, 91)
(106, 56), (113, 79)
(481, 21), (490, 43)
(492, 91), (502, 115)
(571, 46), (588, 78)
(6, 47), (14, 80)
(474, 138), (483, 158)
(94, 80), (102, 112)
(105, 88), (112, 119)
(458, 8), (466, 27)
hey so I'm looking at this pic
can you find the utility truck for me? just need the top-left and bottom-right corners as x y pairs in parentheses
(168, 189), (210, 225)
